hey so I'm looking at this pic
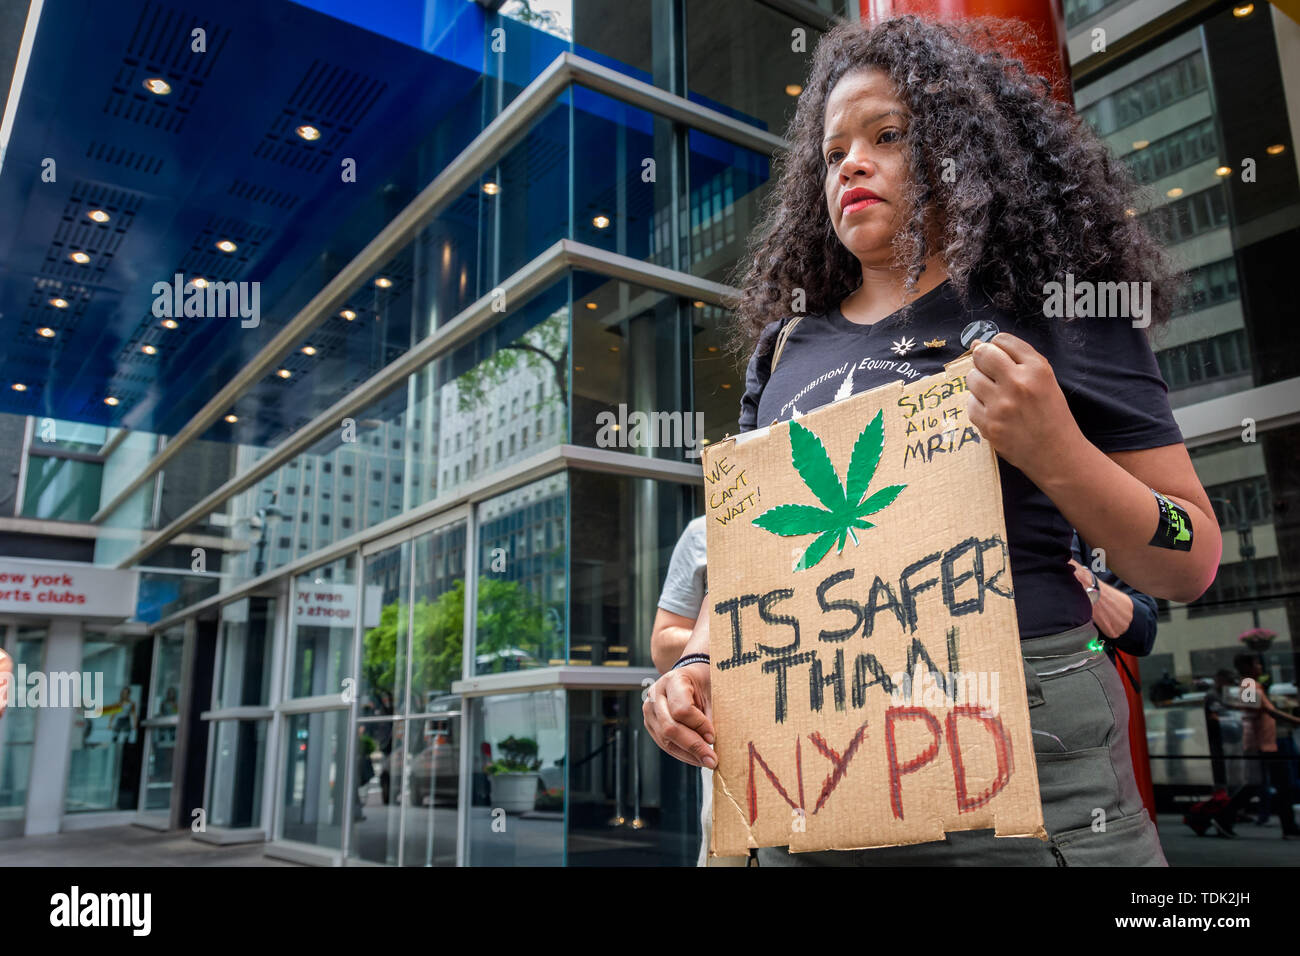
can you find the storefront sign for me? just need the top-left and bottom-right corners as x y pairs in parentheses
(0, 559), (138, 619)
(293, 583), (383, 629)
(701, 355), (1045, 856)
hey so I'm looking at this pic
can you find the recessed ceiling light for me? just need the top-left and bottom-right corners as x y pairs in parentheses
(36, 326), (55, 338)
(785, 84), (802, 96)
(87, 209), (110, 223)
(69, 251), (90, 264)
(1215, 166), (1232, 177)
(191, 277), (209, 289)
(1131, 140), (1149, 151)
(693, 301), (705, 308)
(374, 276), (392, 288)
(224, 414), (238, 423)
(1166, 186), (1184, 198)
(276, 368), (292, 379)
(161, 318), (179, 329)
(1267, 143), (1286, 155)
(215, 239), (238, 253)
(584, 302), (598, 310)
(301, 345), (317, 355)
(104, 396), (120, 406)
(1233, 3), (1254, 16)
(295, 124), (321, 141)
(592, 215), (610, 229)
(143, 77), (171, 95)
(11, 383), (27, 392)
(481, 182), (500, 195)
(609, 345), (619, 352)
(49, 297), (69, 309)
(141, 344), (157, 355)
(340, 309), (357, 321)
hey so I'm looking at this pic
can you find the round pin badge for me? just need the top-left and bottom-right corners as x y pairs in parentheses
(960, 319), (1000, 349)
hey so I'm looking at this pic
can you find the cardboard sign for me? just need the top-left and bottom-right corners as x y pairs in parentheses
(702, 354), (1045, 856)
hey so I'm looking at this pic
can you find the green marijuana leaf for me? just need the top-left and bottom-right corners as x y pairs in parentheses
(752, 410), (905, 571)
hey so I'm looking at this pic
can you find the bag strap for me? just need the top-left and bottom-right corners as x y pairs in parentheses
(769, 314), (804, 374)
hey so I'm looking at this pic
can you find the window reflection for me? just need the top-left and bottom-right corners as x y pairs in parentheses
(66, 633), (150, 813)
(467, 690), (566, 866)
(475, 475), (567, 674)
(0, 629), (45, 821)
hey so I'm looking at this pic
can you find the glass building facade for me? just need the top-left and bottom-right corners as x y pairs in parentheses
(0, 0), (1296, 863)
(1069, 0), (1300, 832)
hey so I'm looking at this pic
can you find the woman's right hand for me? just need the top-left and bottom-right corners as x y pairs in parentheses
(643, 661), (716, 768)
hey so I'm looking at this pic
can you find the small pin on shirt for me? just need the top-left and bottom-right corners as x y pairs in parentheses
(960, 319), (1000, 349)
(890, 336), (916, 356)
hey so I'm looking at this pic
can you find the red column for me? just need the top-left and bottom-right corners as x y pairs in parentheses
(859, 0), (1072, 104)
(856, 0), (1163, 829)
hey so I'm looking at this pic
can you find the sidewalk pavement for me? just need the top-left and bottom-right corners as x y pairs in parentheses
(0, 825), (300, 866)
(0, 815), (1294, 865)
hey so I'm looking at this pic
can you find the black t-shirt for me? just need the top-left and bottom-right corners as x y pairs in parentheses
(737, 279), (1184, 639)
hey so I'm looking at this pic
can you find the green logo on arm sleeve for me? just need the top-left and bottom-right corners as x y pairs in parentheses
(1149, 490), (1194, 552)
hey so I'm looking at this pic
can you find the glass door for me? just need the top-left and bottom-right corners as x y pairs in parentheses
(0, 626), (46, 829)
(137, 626), (185, 822)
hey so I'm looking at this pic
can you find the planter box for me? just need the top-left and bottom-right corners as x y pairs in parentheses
(490, 772), (540, 813)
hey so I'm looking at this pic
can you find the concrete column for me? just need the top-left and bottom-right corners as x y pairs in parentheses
(25, 618), (81, 835)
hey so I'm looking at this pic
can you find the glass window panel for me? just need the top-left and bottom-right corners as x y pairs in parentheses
(288, 555), (357, 699)
(0, 628), (45, 820)
(570, 274), (690, 460)
(566, 689), (700, 865)
(571, 87), (674, 268)
(467, 690), (565, 866)
(360, 540), (410, 718)
(410, 523), (467, 713)
(280, 709), (348, 849)
(207, 719), (267, 829)
(65, 633), (151, 812)
(685, 131), (772, 284)
(402, 711), (462, 867)
(349, 718), (402, 865)
(214, 597), (276, 709)
(20, 456), (103, 522)
(150, 627), (184, 717)
(569, 471), (702, 668)
(141, 726), (177, 812)
(475, 475), (567, 674)
(686, 0), (824, 135)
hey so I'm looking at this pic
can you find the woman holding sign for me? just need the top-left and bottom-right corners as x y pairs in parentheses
(642, 15), (1221, 865)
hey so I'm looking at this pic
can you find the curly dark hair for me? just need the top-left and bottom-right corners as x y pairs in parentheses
(726, 15), (1182, 357)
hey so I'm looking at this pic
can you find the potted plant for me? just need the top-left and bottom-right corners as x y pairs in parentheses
(486, 736), (542, 813)
(1238, 628), (1277, 653)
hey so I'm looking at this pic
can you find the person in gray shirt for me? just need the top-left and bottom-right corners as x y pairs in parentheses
(652, 516), (744, 866)
(652, 516), (707, 672)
